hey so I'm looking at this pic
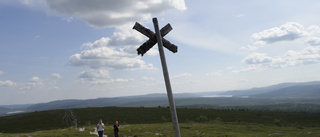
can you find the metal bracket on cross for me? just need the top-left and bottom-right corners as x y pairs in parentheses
(133, 22), (178, 56)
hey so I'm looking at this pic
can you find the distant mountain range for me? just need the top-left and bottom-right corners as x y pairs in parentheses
(214, 81), (320, 98)
(1, 81), (320, 116)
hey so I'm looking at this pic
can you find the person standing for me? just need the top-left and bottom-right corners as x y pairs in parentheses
(113, 121), (119, 137)
(97, 119), (105, 137)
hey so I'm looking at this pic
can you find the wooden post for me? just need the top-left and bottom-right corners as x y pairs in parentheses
(153, 17), (181, 137)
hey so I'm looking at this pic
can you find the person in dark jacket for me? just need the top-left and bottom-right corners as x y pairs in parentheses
(113, 121), (119, 137)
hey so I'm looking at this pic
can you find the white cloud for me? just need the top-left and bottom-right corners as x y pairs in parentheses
(47, 0), (186, 28)
(109, 24), (146, 47)
(111, 78), (130, 83)
(242, 53), (273, 64)
(240, 22), (320, 72)
(0, 80), (17, 87)
(19, 75), (62, 91)
(66, 24), (156, 86)
(171, 73), (192, 79)
(142, 77), (155, 81)
(77, 69), (110, 79)
(20, 76), (44, 90)
(27, 76), (44, 88)
(67, 25), (155, 70)
(251, 22), (308, 45)
(57, 0), (185, 84)
(240, 46), (320, 71)
(50, 73), (62, 79)
(307, 37), (320, 46)
(76, 69), (110, 85)
(307, 25), (320, 35)
(29, 76), (41, 82)
(76, 69), (131, 85)
(68, 46), (154, 70)
(0, 70), (3, 75)
(61, 16), (74, 22)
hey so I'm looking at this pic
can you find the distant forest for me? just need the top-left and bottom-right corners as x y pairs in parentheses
(173, 98), (320, 113)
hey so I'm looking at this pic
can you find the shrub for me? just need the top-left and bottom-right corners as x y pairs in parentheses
(161, 116), (169, 122)
(197, 115), (208, 123)
(213, 117), (223, 124)
(273, 119), (283, 127)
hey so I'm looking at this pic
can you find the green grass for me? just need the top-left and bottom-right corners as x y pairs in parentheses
(1, 123), (320, 137)
(1, 107), (320, 136)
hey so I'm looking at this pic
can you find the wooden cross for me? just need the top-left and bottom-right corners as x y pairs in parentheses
(133, 21), (178, 56)
(133, 18), (181, 137)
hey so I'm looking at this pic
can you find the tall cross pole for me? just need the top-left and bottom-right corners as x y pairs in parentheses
(133, 17), (180, 137)
(153, 18), (181, 137)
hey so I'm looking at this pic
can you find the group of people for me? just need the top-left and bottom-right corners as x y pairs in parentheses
(97, 119), (119, 137)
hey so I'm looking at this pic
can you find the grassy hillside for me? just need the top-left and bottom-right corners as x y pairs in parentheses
(1, 107), (320, 132)
(2, 123), (320, 137)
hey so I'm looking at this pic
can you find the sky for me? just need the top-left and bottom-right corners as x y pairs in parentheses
(1, 0), (320, 105)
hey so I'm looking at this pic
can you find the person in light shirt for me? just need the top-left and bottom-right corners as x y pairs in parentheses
(97, 119), (105, 137)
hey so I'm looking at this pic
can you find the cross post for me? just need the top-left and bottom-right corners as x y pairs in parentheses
(133, 17), (181, 137)
(152, 17), (181, 137)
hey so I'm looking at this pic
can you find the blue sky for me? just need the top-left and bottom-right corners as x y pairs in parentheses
(1, 0), (320, 105)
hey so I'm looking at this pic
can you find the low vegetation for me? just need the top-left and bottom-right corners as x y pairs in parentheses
(1, 107), (320, 136)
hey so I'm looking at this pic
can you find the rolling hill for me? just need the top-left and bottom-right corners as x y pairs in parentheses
(1, 81), (320, 116)
(213, 81), (320, 98)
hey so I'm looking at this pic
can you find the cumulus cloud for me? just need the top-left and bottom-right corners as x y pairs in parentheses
(29, 76), (41, 82)
(47, 0), (186, 28)
(77, 69), (110, 79)
(76, 69), (130, 84)
(20, 76), (44, 90)
(67, 41), (155, 70)
(240, 46), (320, 71)
(307, 25), (320, 35)
(28, 76), (44, 87)
(239, 22), (320, 72)
(0, 80), (17, 87)
(58, 0), (186, 85)
(50, 73), (62, 79)
(307, 37), (320, 46)
(66, 24), (155, 86)
(242, 53), (273, 65)
(61, 16), (74, 22)
(67, 24), (155, 70)
(20, 76), (61, 91)
(251, 22), (308, 45)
